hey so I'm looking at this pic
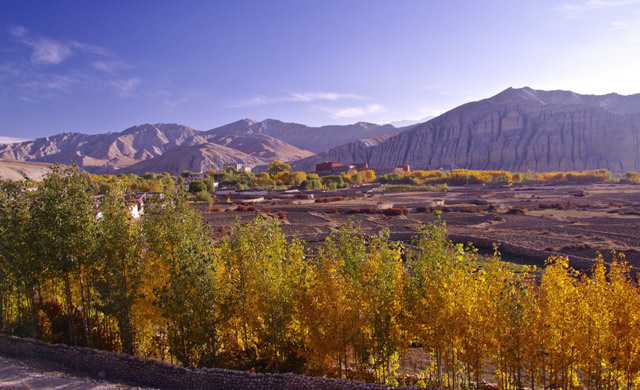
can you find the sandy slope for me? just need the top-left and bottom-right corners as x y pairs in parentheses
(0, 356), (156, 390)
(0, 160), (53, 181)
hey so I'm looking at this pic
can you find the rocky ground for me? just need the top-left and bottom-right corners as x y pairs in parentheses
(0, 356), (157, 390)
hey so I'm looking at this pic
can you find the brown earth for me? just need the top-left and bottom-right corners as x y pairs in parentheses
(204, 181), (640, 270)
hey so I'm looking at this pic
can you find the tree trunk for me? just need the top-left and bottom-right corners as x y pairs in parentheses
(63, 274), (77, 346)
(531, 370), (535, 390)
(0, 294), (4, 333)
(27, 290), (40, 339)
(273, 351), (279, 373)
(118, 313), (134, 354)
(78, 269), (91, 346)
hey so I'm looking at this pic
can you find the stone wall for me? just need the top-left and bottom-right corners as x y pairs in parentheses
(0, 334), (425, 390)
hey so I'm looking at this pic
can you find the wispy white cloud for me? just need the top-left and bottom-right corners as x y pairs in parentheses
(232, 91), (363, 107)
(560, 0), (640, 11)
(318, 103), (385, 119)
(8, 25), (28, 38)
(2, 25), (146, 102)
(92, 60), (133, 73)
(557, 0), (640, 19)
(109, 78), (141, 97)
(8, 24), (108, 65)
(611, 20), (640, 29)
(22, 74), (77, 92)
(28, 38), (72, 65)
(288, 91), (362, 102)
(160, 90), (204, 110)
(0, 136), (30, 144)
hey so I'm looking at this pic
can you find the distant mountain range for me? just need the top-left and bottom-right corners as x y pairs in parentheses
(2, 87), (640, 176)
(291, 87), (640, 173)
(0, 120), (400, 175)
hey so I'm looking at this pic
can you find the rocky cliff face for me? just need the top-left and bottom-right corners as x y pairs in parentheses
(289, 135), (393, 171)
(296, 87), (640, 173)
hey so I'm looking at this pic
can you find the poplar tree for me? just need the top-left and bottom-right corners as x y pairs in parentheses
(143, 190), (219, 367)
(92, 181), (144, 354)
(31, 164), (97, 346)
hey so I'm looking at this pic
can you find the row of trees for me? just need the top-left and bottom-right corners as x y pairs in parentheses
(378, 168), (621, 185)
(84, 164), (637, 198)
(2, 165), (640, 388)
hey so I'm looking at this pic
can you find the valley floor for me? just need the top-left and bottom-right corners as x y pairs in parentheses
(204, 181), (640, 270)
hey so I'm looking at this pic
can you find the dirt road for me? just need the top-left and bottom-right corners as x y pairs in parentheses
(0, 356), (157, 390)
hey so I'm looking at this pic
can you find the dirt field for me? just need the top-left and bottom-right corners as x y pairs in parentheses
(205, 182), (640, 269)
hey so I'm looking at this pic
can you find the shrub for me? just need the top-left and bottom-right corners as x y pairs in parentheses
(507, 206), (525, 215)
(195, 190), (212, 206)
(383, 208), (405, 216)
(277, 211), (287, 220)
(386, 184), (448, 192)
(315, 196), (345, 203)
(621, 171), (640, 183)
(188, 180), (207, 194)
(416, 206), (432, 213)
(301, 178), (324, 190)
(539, 202), (565, 210)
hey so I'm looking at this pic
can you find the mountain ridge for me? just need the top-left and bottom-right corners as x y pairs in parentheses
(0, 120), (400, 174)
(4, 87), (640, 175)
(292, 87), (640, 173)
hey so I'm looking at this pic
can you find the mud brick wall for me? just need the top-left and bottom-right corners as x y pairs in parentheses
(0, 334), (428, 390)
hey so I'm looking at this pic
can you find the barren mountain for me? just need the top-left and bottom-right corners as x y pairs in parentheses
(206, 119), (399, 153)
(0, 160), (56, 181)
(193, 133), (313, 161)
(125, 142), (265, 175)
(0, 123), (200, 173)
(290, 135), (394, 171)
(0, 119), (392, 175)
(295, 87), (640, 173)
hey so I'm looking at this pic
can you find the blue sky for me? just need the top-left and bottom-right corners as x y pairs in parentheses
(1, 0), (639, 140)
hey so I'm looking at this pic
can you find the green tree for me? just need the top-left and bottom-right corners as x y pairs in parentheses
(92, 181), (144, 354)
(143, 190), (219, 367)
(268, 160), (291, 177)
(30, 163), (97, 346)
(0, 180), (42, 337)
(188, 180), (207, 194)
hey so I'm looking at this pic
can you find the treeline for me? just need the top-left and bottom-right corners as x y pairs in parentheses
(377, 168), (623, 185)
(3, 165), (640, 389)
(80, 165), (640, 197)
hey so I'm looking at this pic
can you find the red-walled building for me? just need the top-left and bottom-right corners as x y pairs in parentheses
(315, 162), (343, 171)
(350, 163), (369, 170)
